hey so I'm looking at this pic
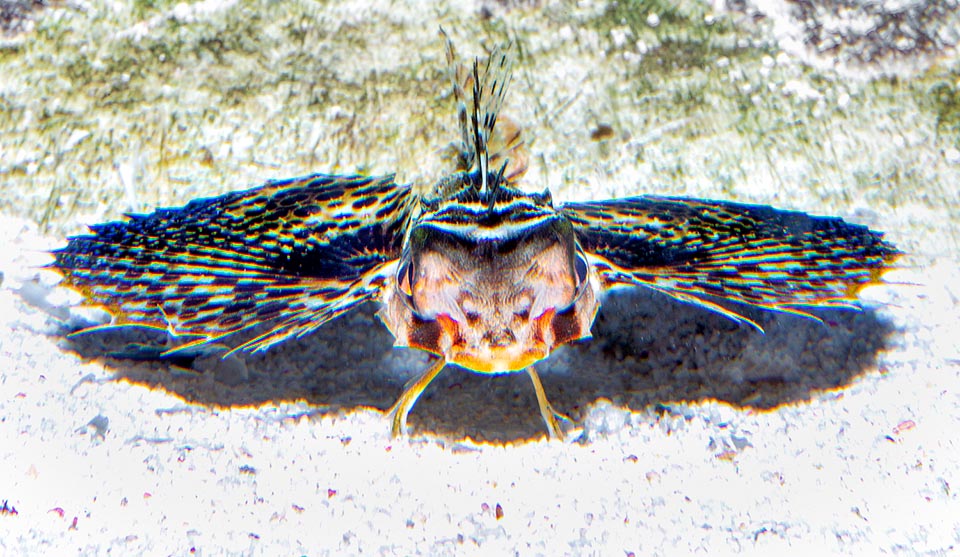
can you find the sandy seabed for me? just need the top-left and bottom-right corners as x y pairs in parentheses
(2, 1), (959, 555)
(1, 202), (958, 555)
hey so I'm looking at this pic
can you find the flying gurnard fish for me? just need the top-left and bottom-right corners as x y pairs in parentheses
(52, 36), (900, 439)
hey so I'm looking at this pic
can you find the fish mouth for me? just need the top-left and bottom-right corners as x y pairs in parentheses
(435, 313), (552, 374)
(448, 344), (548, 374)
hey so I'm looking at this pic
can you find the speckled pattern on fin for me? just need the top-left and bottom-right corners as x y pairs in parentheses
(53, 174), (415, 354)
(561, 195), (900, 331)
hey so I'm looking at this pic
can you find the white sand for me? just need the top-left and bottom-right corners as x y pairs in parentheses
(1, 1), (959, 555)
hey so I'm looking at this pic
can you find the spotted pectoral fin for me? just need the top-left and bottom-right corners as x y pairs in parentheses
(561, 195), (901, 326)
(53, 173), (415, 353)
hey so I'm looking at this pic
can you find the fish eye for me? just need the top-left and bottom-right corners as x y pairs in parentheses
(397, 259), (414, 297)
(574, 251), (589, 289)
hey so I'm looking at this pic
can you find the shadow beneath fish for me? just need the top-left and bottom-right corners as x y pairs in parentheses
(60, 285), (898, 444)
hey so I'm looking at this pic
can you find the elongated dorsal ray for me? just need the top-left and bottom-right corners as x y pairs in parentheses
(441, 29), (513, 197)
